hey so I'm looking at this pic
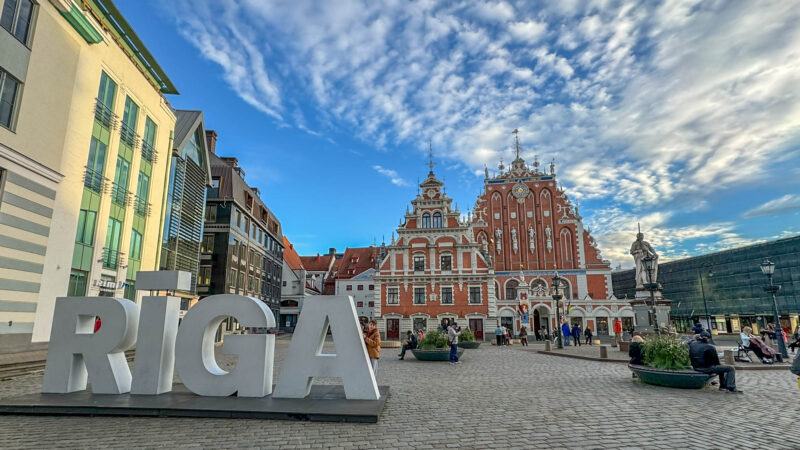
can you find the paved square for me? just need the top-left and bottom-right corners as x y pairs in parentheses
(1, 340), (798, 449)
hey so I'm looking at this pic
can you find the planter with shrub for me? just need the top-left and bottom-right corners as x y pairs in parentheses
(411, 330), (465, 361)
(457, 328), (481, 349)
(628, 334), (714, 389)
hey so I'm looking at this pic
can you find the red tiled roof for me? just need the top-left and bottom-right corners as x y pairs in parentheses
(299, 254), (336, 272)
(336, 247), (379, 279)
(283, 237), (304, 271)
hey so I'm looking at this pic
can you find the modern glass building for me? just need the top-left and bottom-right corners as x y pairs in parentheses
(158, 110), (212, 303)
(612, 235), (800, 334)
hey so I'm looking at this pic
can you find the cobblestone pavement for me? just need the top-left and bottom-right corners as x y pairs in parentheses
(1, 340), (799, 449)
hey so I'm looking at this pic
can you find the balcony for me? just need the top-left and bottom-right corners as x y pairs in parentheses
(141, 140), (157, 163)
(83, 166), (108, 193)
(110, 182), (131, 206)
(102, 247), (125, 270)
(94, 98), (118, 129)
(133, 195), (151, 217)
(119, 122), (140, 148)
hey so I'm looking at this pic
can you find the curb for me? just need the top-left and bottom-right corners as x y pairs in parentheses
(535, 350), (795, 371)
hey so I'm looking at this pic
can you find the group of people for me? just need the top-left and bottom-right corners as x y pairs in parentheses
(558, 321), (594, 346)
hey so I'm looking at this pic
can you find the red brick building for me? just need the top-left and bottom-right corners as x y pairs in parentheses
(471, 137), (630, 338)
(375, 168), (495, 340)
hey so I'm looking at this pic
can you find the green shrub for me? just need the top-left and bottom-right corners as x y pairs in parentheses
(642, 334), (691, 370)
(459, 328), (475, 342)
(418, 330), (449, 349)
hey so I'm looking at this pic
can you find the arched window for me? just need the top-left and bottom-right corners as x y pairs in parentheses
(432, 212), (442, 228)
(505, 280), (519, 300)
(422, 213), (431, 228)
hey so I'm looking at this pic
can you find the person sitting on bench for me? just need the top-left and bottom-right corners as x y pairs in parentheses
(398, 330), (417, 360)
(741, 326), (774, 363)
(690, 332), (742, 394)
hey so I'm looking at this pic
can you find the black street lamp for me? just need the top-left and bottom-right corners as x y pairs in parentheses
(642, 254), (659, 335)
(552, 271), (564, 349)
(760, 259), (788, 359)
(699, 266), (714, 344)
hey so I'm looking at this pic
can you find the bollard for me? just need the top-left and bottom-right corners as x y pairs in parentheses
(723, 349), (735, 365)
(545, 340), (552, 351)
(600, 345), (610, 359)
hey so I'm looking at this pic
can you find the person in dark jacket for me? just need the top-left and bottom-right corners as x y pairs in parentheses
(571, 324), (582, 347)
(584, 326), (593, 345)
(561, 322), (571, 346)
(691, 322), (704, 335)
(629, 335), (645, 363)
(398, 330), (417, 360)
(689, 332), (742, 393)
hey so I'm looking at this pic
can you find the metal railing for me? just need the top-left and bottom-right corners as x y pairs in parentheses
(119, 122), (140, 148)
(110, 182), (131, 206)
(140, 140), (157, 163)
(94, 98), (118, 129)
(83, 166), (108, 193)
(102, 247), (124, 270)
(133, 195), (151, 216)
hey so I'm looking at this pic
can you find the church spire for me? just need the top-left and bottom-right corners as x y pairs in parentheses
(512, 129), (521, 160)
(427, 138), (435, 175)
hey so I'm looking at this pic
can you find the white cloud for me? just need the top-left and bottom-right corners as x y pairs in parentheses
(373, 165), (410, 187)
(509, 20), (547, 42)
(743, 194), (800, 218)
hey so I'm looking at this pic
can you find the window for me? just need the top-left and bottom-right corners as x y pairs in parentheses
(229, 269), (237, 287)
(440, 255), (452, 271)
(387, 287), (399, 304)
(1, 0), (34, 45)
(414, 287), (426, 305)
(357, 301), (363, 307)
(204, 205), (216, 222)
(357, 285), (364, 291)
(238, 272), (245, 290)
(368, 285), (374, 290)
(469, 287), (481, 304)
(231, 239), (239, 260)
(236, 209), (242, 228)
(441, 287), (453, 304)
(346, 285), (352, 291)
(134, 172), (150, 215)
(414, 255), (425, 272)
(368, 301), (374, 307)
(244, 217), (250, 234)
(198, 266), (211, 285)
(201, 235), (214, 253)
(0, 68), (21, 130)
(67, 269), (87, 297)
(506, 280), (519, 300)
(422, 213), (431, 228)
(129, 230), (142, 260)
(74, 209), (97, 245)
(433, 212), (442, 228)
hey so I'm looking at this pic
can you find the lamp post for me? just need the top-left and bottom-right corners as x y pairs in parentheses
(642, 254), (659, 335)
(552, 271), (564, 349)
(760, 259), (788, 359)
(698, 266), (714, 344)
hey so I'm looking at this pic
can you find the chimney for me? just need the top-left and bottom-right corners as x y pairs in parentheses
(205, 130), (218, 154)
(329, 247), (336, 255)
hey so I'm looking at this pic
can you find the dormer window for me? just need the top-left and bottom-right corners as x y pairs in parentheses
(422, 213), (431, 228)
(433, 212), (442, 228)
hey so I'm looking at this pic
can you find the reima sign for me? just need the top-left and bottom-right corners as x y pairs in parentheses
(41, 271), (379, 400)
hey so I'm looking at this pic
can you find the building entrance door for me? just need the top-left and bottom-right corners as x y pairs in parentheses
(413, 318), (427, 334)
(501, 316), (514, 337)
(386, 319), (399, 339)
(469, 319), (483, 340)
(622, 317), (634, 333)
(597, 317), (609, 335)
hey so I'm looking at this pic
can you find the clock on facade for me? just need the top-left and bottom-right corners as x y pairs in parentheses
(511, 182), (529, 199)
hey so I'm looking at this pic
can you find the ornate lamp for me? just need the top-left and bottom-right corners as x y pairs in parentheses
(551, 271), (564, 349)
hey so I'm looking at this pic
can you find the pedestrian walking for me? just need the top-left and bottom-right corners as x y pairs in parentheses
(571, 323), (582, 347)
(519, 326), (528, 346)
(447, 322), (462, 364)
(540, 326), (548, 341)
(584, 326), (593, 345)
(504, 326), (512, 345)
(495, 323), (504, 347)
(561, 321), (571, 347)
(363, 320), (381, 375)
(613, 319), (623, 347)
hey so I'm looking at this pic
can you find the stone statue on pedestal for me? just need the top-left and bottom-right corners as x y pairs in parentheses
(630, 230), (659, 290)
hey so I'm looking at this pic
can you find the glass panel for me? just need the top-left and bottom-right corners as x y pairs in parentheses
(0, 0), (17, 33)
(0, 72), (19, 128)
(12, 0), (31, 43)
(67, 270), (87, 297)
(75, 210), (96, 245)
(129, 230), (142, 260)
(105, 219), (122, 251)
(143, 117), (157, 148)
(182, 128), (205, 167)
(97, 72), (116, 110)
(86, 137), (107, 175)
(136, 172), (149, 199)
(121, 97), (139, 130)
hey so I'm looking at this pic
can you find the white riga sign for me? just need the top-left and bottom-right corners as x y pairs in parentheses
(41, 278), (379, 400)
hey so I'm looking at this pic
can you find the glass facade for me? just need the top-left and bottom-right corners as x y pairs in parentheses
(612, 235), (800, 332)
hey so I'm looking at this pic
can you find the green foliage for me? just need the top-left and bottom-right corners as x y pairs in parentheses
(418, 330), (449, 349)
(642, 334), (691, 370)
(459, 328), (475, 342)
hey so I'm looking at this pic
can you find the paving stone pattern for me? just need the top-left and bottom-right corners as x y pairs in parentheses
(1, 340), (799, 449)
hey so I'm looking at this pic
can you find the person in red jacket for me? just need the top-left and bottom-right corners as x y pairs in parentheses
(613, 319), (623, 347)
(94, 317), (102, 333)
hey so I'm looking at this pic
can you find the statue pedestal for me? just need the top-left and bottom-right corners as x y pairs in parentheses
(631, 290), (672, 334)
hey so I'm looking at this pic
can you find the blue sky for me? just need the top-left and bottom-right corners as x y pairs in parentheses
(117, 0), (800, 268)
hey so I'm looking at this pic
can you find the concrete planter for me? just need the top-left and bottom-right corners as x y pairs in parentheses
(411, 348), (465, 361)
(628, 364), (714, 389)
(458, 341), (481, 349)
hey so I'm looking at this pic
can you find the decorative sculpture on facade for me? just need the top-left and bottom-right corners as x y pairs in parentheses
(545, 226), (553, 253)
(494, 228), (502, 254)
(511, 228), (518, 254)
(528, 226), (535, 252)
(630, 228), (659, 290)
